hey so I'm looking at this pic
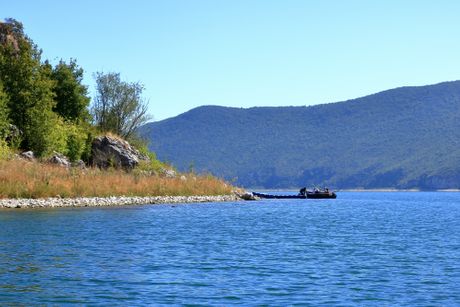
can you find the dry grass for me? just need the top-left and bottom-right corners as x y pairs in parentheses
(0, 160), (235, 199)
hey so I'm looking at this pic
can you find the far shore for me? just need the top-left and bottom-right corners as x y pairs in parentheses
(338, 189), (460, 192)
(250, 188), (460, 192)
(0, 195), (242, 209)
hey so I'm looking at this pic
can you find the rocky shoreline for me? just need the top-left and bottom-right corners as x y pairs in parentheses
(0, 194), (242, 209)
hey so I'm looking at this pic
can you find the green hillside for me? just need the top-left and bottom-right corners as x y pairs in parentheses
(140, 81), (460, 189)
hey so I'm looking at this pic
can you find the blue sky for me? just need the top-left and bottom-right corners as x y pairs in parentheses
(2, 0), (460, 121)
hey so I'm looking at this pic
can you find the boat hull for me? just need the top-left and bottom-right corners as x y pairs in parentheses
(252, 191), (337, 199)
(306, 192), (337, 199)
(252, 192), (306, 199)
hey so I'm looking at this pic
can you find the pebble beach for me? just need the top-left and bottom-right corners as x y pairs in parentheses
(0, 194), (241, 209)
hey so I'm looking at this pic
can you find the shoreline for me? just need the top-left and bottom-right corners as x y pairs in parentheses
(251, 188), (460, 192)
(0, 194), (241, 209)
(338, 189), (460, 192)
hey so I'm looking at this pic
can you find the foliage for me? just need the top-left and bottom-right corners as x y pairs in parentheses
(0, 19), (59, 156)
(0, 83), (9, 139)
(0, 19), (99, 160)
(65, 123), (87, 162)
(80, 129), (95, 163)
(92, 72), (151, 139)
(0, 18), (222, 199)
(51, 59), (91, 123)
(0, 139), (12, 160)
(137, 155), (167, 174)
(40, 118), (89, 161)
(140, 81), (460, 190)
(24, 108), (61, 157)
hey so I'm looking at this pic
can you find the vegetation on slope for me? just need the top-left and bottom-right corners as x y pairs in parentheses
(141, 82), (460, 190)
(0, 19), (152, 160)
(0, 18), (234, 199)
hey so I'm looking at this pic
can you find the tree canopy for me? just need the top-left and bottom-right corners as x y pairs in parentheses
(0, 18), (152, 160)
(51, 59), (91, 123)
(0, 82), (9, 139)
(0, 18), (58, 155)
(92, 72), (151, 139)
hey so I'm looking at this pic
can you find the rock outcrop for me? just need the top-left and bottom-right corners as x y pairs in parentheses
(48, 152), (71, 168)
(72, 160), (86, 169)
(19, 151), (35, 161)
(162, 168), (177, 178)
(236, 191), (258, 201)
(5, 124), (22, 145)
(0, 20), (20, 53)
(91, 135), (149, 169)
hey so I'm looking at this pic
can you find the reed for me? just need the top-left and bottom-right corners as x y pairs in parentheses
(0, 160), (235, 199)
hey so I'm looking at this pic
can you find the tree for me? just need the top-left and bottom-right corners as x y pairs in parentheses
(92, 72), (151, 139)
(51, 59), (90, 123)
(0, 82), (9, 139)
(0, 18), (59, 156)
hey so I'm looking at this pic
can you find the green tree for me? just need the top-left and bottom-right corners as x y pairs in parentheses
(0, 18), (59, 156)
(0, 82), (9, 139)
(92, 72), (151, 139)
(51, 59), (90, 123)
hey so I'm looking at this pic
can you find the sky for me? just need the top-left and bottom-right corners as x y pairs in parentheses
(2, 0), (460, 121)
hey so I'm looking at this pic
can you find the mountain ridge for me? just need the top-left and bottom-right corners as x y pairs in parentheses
(140, 81), (460, 189)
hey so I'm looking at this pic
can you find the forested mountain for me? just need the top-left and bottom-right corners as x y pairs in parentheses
(140, 81), (460, 189)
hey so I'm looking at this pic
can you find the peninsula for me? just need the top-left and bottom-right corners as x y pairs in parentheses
(0, 19), (238, 206)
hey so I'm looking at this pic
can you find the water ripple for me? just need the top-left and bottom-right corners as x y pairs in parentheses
(1, 192), (460, 305)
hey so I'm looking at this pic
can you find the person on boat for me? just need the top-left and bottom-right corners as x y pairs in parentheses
(299, 187), (307, 196)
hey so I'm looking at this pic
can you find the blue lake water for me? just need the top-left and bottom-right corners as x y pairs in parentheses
(1, 192), (460, 305)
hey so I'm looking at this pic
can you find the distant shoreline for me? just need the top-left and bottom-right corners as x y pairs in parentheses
(0, 195), (241, 209)
(250, 188), (460, 193)
(339, 189), (460, 192)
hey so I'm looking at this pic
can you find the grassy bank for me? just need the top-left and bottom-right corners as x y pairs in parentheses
(0, 160), (235, 199)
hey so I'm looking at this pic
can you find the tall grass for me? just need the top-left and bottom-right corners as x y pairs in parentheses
(0, 160), (235, 199)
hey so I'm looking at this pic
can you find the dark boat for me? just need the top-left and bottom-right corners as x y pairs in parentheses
(252, 188), (337, 199)
(306, 189), (337, 199)
(252, 192), (307, 199)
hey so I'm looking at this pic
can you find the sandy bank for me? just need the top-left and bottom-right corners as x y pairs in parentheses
(0, 195), (241, 209)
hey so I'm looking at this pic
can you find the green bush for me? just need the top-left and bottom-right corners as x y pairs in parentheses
(127, 136), (167, 173)
(0, 83), (9, 140)
(0, 139), (12, 160)
(80, 131), (94, 164)
(65, 123), (87, 162)
(25, 108), (63, 157)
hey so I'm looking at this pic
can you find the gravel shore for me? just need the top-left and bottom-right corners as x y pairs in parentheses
(0, 194), (241, 209)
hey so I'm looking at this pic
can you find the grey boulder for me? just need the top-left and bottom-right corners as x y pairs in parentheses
(48, 152), (71, 168)
(20, 151), (35, 161)
(91, 135), (149, 169)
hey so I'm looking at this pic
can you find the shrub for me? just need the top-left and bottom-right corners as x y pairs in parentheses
(25, 108), (64, 157)
(65, 123), (87, 162)
(0, 139), (12, 160)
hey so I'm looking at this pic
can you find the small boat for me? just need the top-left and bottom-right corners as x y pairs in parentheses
(252, 192), (306, 199)
(306, 189), (337, 199)
(252, 188), (337, 199)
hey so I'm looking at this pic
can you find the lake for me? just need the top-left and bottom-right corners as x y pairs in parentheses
(1, 192), (460, 305)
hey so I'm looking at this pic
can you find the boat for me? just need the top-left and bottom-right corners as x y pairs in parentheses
(306, 189), (337, 199)
(252, 192), (307, 199)
(252, 188), (337, 199)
